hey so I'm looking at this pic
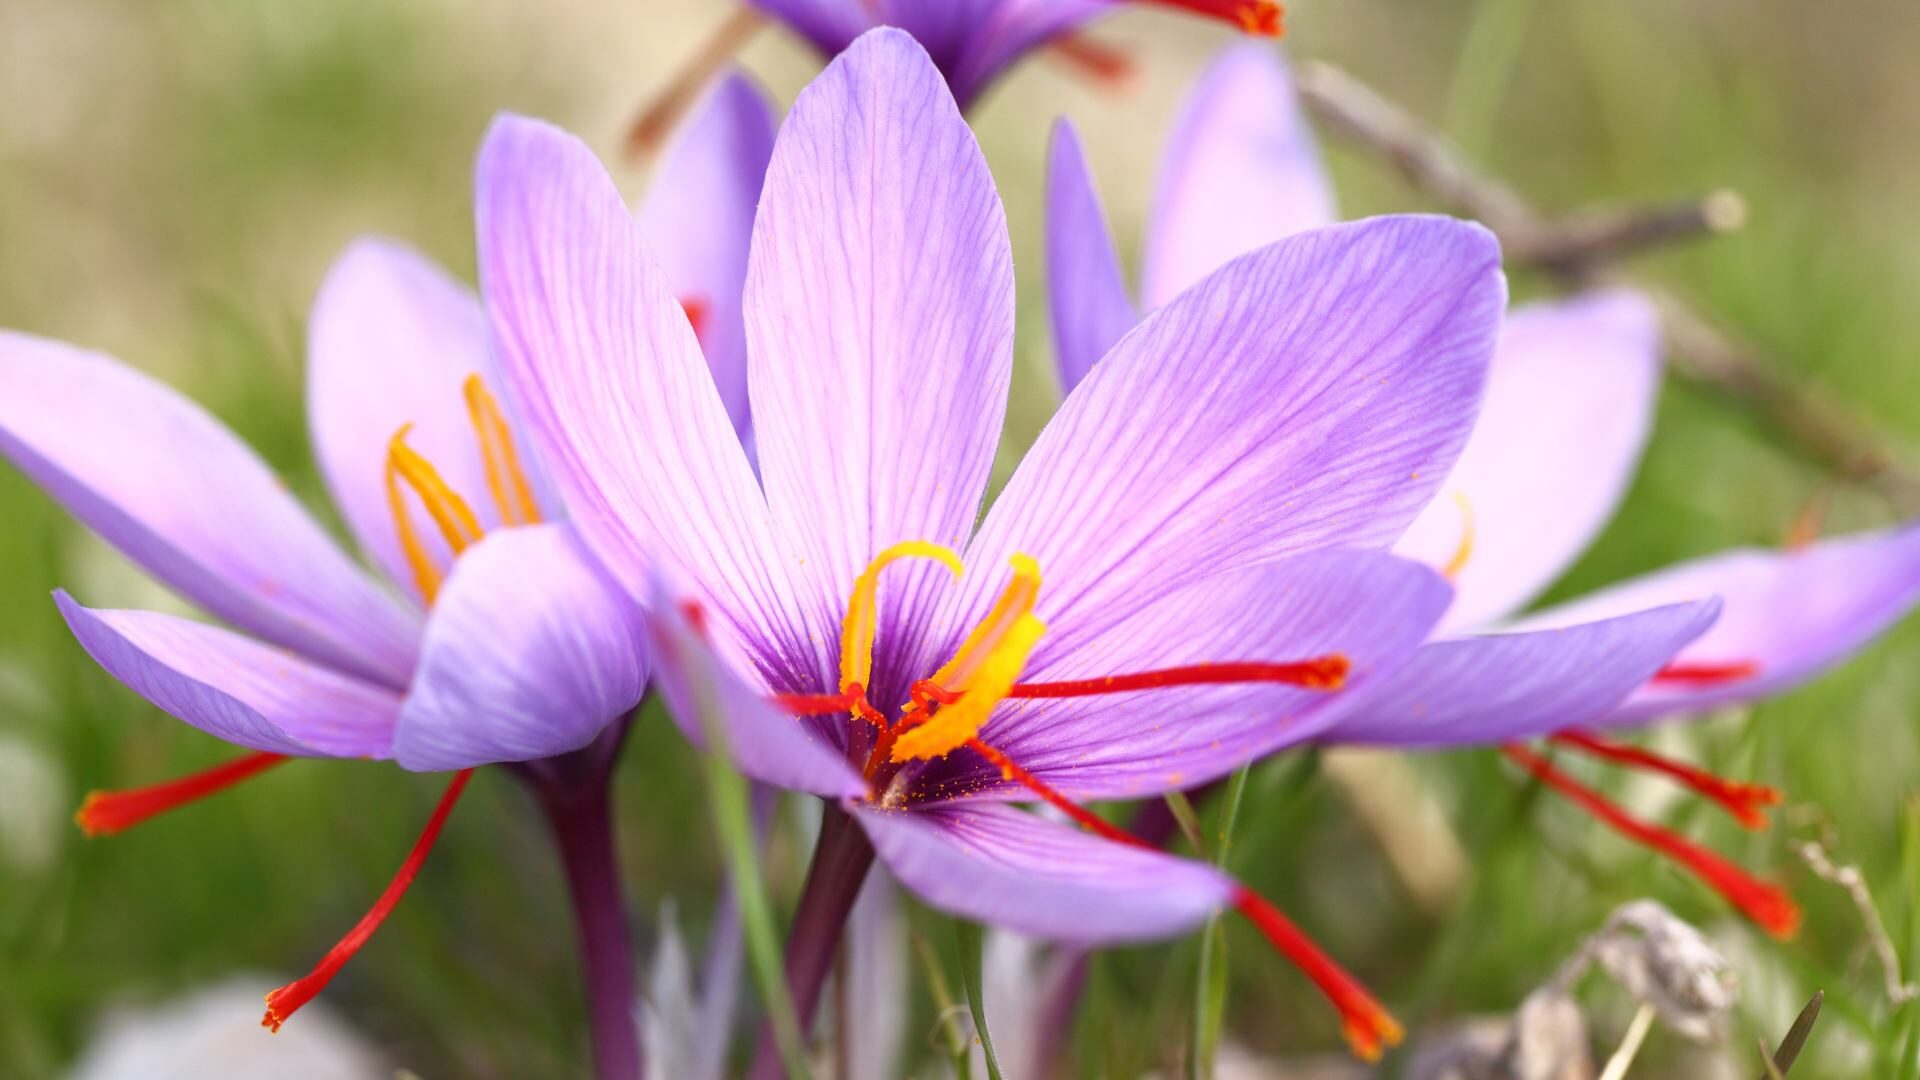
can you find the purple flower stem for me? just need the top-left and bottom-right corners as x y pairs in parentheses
(746, 801), (876, 1080)
(518, 721), (643, 1080)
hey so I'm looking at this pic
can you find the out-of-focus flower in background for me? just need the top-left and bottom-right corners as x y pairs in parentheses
(68, 977), (384, 1080)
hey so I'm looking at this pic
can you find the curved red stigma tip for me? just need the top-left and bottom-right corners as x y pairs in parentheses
(1140, 0), (1283, 36)
(261, 769), (474, 1033)
(1550, 730), (1783, 829)
(1502, 744), (1801, 939)
(75, 752), (291, 837)
(1232, 887), (1403, 1061)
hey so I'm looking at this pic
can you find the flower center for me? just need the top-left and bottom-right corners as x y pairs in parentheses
(385, 373), (543, 604)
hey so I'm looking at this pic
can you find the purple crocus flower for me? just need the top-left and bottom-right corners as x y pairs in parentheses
(1045, 42), (1920, 934)
(476, 24), (1531, 1059)
(746, 0), (1282, 110)
(0, 72), (775, 1049)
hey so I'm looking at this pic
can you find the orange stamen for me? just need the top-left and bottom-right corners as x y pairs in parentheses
(1441, 491), (1474, 582)
(262, 768), (474, 1032)
(1047, 33), (1138, 90)
(1501, 744), (1800, 939)
(75, 752), (290, 836)
(1140, 0), (1284, 36)
(1005, 657), (1349, 699)
(969, 734), (1399, 1062)
(680, 298), (710, 342)
(1652, 660), (1760, 687)
(463, 374), (542, 528)
(1233, 887), (1405, 1062)
(1550, 730), (1783, 829)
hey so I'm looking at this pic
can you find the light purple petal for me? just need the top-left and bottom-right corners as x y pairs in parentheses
(1395, 291), (1662, 632)
(1140, 44), (1337, 310)
(308, 237), (555, 606)
(477, 114), (819, 686)
(854, 801), (1232, 944)
(934, 0), (1108, 107)
(1045, 119), (1136, 396)
(746, 28), (1013, 686)
(391, 525), (649, 771)
(637, 70), (777, 441)
(0, 331), (419, 687)
(1521, 524), (1920, 724)
(1325, 600), (1719, 747)
(644, 585), (867, 799)
(54, 591), (400, 758)
(922, 216), (1503, 682)
(913, 551), (1450, 804)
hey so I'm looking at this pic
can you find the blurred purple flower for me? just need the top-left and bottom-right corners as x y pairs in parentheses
(1046, 42), (1920, 936)
(477, 25), (1527, 1059)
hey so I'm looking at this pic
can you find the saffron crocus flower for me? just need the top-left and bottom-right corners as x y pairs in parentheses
(477, 24), (1526, 1059)
(1045, 42), (1920, 935)
(0, 71), (776, 1048)
(744, 0), (1281, 110)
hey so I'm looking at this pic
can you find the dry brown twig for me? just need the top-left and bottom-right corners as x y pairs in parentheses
(1295, 59), (1920, 513)
(1792, 839), (1919, 1006)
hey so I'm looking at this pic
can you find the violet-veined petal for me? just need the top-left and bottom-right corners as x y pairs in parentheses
(933, 216), (1503, 678)
(747, 28), (1013, 690)
(477, 113), (819, 687)
(0, 332), (419, 687)
(1522, 524), (1920, 723)
(1141, 44), (1336, 309)
(853, 801), (1232, 944)
(1395, 290), (1662, 632)
(1046, 119), (1136, 396)
(1326, 600), (1720, 747)
(392, 524), (649, 771)
(637, 69), (777, 442)
(55, 591), (400, 758)
(644, 586), (867, 799)
(918, 551), (1450, 804)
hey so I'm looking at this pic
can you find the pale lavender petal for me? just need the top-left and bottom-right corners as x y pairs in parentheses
(0, 332), (419, 687)
(1395, 291), (1662, 632)
(914, 551), (1450, 804)
(746, 28), (1013, 683)
(1520, 524), (1920, 724)
(637, 70), (777, 440)
(931, 0), (1108, 107)
(477, 114), (819, 686)
(391, 525), (649, 771)
(645, 586), (867, 799)
(1140, 44), (1336, 309)
(307, 237), (555, 605)
(922, 217), (1503, 680)
(1325, 600), (1719, 747)
(54, 591), (400, 758)
(1046, 119), (1136, 395)
(854, 801), (1232, 944)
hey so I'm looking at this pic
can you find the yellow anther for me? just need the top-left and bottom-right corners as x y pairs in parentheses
(838, 541), (964, 694)
(1441, 490), (1474, 582)
(463, 374), (542, 527)
(892, 612), (1047, 762)
(386, 424), (486, 605)
(927, 554), (1041, 693)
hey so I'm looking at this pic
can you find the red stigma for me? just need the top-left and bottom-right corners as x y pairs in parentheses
(262, 769), (474, 1032)
(75, 752), (290, 836)
(1047, 33), (1139, 91)
(1232, 888), (1404, 1062)
(679, 297), (709, 342)
(1005, 657), (1349, 699)
(1651, 660), (1760, 687)
(1140, 0), (1285, 36)
(1550, 730), (1783, 829)
(1502, 744), (1801, 939)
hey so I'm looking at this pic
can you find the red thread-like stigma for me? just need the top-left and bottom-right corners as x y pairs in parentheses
(1502, 744), (1800, 939)
(1651, 660), (1759, 686)
(1006, 657), (1349, 699)
(1140, 0), (1284, 36)
(262, 769), (474, 1032)
(1550, 730), (1783, 829)
(75, 752), (290, 837)
(1233, 887), (1405, 1062)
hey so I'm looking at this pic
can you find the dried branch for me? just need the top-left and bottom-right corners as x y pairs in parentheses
(1295, 59), (1920, 512)
(1793, 840), (1919, 1006)
(623, 9), (765, 160)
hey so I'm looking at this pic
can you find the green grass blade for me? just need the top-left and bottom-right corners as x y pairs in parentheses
(957, 919), (1005, 1080)
(1189, 765), (1252, 1079)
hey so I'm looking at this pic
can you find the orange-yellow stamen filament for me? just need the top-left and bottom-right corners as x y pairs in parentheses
(837, 541), (964, 696)
(891, 610), (1046, 762)
(463, 374), (542, 528)
(74, 751), (290, 836)
(1550, 729), (1783, 829)
(1441, 490), (1475, 581)
(927, 554), (1043, 693)
(1502, 743), (1801, 938)
(386, 425), (485, 603)
(263, 768), (473, 1032)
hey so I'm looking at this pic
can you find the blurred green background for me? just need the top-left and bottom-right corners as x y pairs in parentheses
(2, 1), (1918, 1076)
